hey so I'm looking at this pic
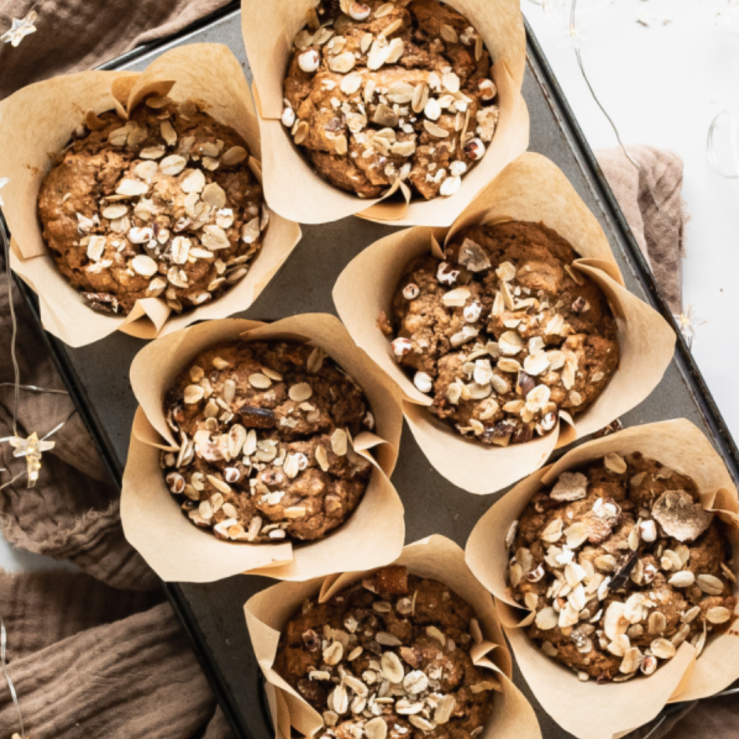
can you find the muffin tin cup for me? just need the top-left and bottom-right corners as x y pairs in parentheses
(120, 314), (405, 582)
(465, 419), (739, 739)
(241, 0), (528, 226)
(244, 534), (541, 739)
(333, 153), (677, 494)
(0, 43), (301, 347)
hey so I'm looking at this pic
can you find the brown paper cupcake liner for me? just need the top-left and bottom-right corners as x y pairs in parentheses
(244, 534), (542, 739)
(241, 0), (528, 226)
(120, 314), (405, 582)
(0, 43), (301, 347)
(333, 153), (676, 494)
(465, 419), (739, 739)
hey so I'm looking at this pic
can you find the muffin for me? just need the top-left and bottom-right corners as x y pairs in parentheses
(37, 96), (267, 316)
(160, 340), (375, 543)
(382, 221), (620, 446)
(506, 451), (737, 683)
(282, 0), (499, 201)
(274, 564), (495, 739)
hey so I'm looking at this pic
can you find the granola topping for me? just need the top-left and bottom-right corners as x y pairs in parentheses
(160, 340), (374, 543)
(385, 221), (620, 446)
(507, 452), (736, 682)
(275, 565), (495, 739)
(38, 96), (267, 316)
(282, 0), (499, 201)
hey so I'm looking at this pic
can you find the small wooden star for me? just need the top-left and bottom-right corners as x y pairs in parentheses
(1, 11), (37, 48)
(8, 432), (55, 488)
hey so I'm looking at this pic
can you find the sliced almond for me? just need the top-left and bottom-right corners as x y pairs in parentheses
(160, 155), (187, 176)
(423, 120), (449, 138)
(202, 182), (227, 209)
(130, 254), (158, 277)
(116, 179), (149, 197)
(222, 145), (247, 165)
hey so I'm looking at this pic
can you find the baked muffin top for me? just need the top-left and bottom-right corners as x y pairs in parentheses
(383, 221), (620, 446)
(275, 565), (495, 739)
(507, 451), (736, 682)
(161, 340), (374, 543)
(38, 96), (266, 316)
(282, 0), (499, 200)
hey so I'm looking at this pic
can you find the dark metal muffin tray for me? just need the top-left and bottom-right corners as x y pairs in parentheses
(16, 4), (739, 738)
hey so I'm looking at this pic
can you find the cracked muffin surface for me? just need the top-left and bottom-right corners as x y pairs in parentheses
(38, 96), (267, 316)
(160, 340), (374, 543)
(275, 565), (495, 739)
(282, 0), (500, 201)
(384, 221), (620, 446)
(507, 451), (737, 682)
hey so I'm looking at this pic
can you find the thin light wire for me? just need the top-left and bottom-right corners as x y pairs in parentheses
(0, 613), (26, 739)
(569, 0), (663, 209)
(640, 715), (666, 739)
(0, 383), (68, 396)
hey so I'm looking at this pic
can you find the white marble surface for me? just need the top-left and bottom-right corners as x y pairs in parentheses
(524, 0), (739, 443)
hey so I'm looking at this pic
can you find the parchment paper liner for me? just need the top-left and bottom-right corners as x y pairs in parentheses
(241, 0), (529, 226)
(120, 314), (405, 583)
(334, 153), (676, 494)
(465, 419), (739, 739)
(0, 43), (302, 348)
(244, 534), (541, 739)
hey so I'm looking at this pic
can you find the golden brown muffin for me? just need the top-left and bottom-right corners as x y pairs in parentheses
(38, 96), (266, 316)
(275, 565), (495, 739)
(282, 0), (499, 200)
(161, 340), (374, 543)
(507, 451), (736, 682)
(385, 221), (620, 446)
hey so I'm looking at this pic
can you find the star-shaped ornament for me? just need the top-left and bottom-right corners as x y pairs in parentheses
(674, 304), (706, 350)
(8, 432), (55, 487)
(1, 10), (37, 48)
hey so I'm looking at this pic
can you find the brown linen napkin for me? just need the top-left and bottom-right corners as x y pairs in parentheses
(596, 145), (685, 313)
(0, 569), (162, 658)
(0, 0), (233, 98)
(0, 586), (229, 738)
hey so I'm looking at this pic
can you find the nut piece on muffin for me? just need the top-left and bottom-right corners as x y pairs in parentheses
(160, 340), (375, 543)
(382, 221), (620, 446)
(506, 451), (737, 683)
(275, 565), (495, 739)
(38, 96), (267, 316)
(282, 0), (499, 200)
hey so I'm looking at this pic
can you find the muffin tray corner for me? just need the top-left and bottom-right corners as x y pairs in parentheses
(15, 4), (739, 738)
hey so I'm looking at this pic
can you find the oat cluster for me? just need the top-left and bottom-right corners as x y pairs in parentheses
(282, 0), (499, 200)
(38, 96), (267, 316)
(386, 221), (619, 446)
(161, 341), (374, 543)
(508, 451), (737, 682)
(275, 566), (494, 739)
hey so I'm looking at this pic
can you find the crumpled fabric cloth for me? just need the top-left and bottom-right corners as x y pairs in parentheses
(0, 572), (229, 738)
(0, 0), (233, 99)
(596, 145), (686, 314)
